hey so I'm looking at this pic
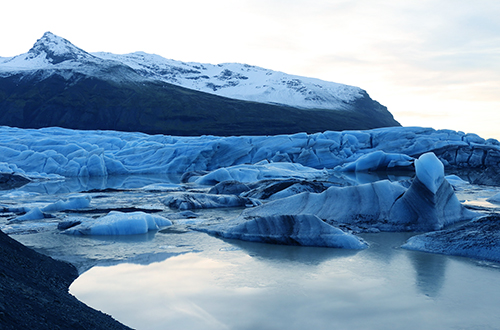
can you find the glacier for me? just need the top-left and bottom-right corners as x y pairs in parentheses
(0, 126), (499, 183)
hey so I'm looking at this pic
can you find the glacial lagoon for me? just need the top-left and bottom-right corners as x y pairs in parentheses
(2, 174), (500, 330)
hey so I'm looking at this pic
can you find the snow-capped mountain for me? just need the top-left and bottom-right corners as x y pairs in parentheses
(0, 32), (143, 82)
(93, 51), (363, 110)
(0, 32), (399, 136)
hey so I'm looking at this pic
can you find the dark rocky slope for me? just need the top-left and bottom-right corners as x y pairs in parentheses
(0, 72), (399, 136)
(0, 229), (132, 330)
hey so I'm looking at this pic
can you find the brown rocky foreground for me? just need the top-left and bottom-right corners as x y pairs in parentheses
(0, 229), (132, 330)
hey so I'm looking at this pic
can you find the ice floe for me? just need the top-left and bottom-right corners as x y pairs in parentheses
(61, 211), (172, 235)
(162, 193), (261, 210)
(195, 214), (368, 249)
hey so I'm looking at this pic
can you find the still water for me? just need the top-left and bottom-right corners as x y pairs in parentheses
(2, 174), (500, 330)
(70, 231), (500, 330)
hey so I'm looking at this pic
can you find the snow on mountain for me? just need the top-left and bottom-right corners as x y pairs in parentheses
(1, 32), (97, 70)
(0, 32), (142, 82)
(1, 32), (365, 111)
(93, 51), (363, 110)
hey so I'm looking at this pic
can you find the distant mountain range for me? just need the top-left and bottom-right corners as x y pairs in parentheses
(0, 32), (400, 136)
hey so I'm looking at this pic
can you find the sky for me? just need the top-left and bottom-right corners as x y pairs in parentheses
(1, 0), (499, 140)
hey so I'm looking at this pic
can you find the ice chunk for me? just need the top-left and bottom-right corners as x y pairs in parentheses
(402, 215), (500, 262)
(414, 152), (444, 194)
(196, 214), (368, 249)
(162, 193), (261, 210)
(12, 207), (46, 221)
(445, 175), (469, 186)
(335, 151), (414, 172)
(41, 195), (91, 212)
(389, 153), (476, 231)
(241, 179), (327, 200)
(61, 211), (172, 235)
(240, 180), (407, 231)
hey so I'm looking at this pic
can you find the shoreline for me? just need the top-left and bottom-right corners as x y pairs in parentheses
(0, 229), (132, 330)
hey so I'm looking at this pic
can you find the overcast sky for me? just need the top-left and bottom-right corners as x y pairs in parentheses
(2, 0), (499, 140)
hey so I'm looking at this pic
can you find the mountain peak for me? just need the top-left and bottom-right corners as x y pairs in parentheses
(28, 32), (94, 64)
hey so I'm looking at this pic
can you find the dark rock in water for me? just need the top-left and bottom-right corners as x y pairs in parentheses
(402, 215), (500, 262)
(0, 172), (31, 190)
(208, 180), (251, 195)
(0, 229), (131, 329)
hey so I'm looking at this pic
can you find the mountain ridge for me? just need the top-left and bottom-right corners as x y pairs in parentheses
(0, 32), (400, 136)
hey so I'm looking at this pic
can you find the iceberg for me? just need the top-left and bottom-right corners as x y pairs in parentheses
(12, 207), (46, 221)
(61, 211), (172, 235)
(238, 153), (477, 232)
(241, 179), (328, 201)
(41, 195), (91, 212)
(388, 152), (476, 231)
(402, 215), (500, 262)
(162, 193), (261, 210)
(195, 214), (368, 249)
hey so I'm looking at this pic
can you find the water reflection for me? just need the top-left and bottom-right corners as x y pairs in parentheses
(14, 174), (182, 195)
(405, 250), (448, 297)
(218, 237), (360, 265)
(329, 170), (414, 186)
(71, 238), (500, 330)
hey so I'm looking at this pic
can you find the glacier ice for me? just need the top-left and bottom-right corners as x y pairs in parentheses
(61, 211), (172, 236)
(195, 214), (368, 249)
(0, 126), (498, 183)
(402, 215), (500, 262)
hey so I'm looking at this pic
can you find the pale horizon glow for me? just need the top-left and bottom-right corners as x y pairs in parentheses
(1, 0), (499, 140)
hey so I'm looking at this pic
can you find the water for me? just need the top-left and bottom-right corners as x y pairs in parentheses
(70, 232), (500, 330)
(2, 174), (500, 329)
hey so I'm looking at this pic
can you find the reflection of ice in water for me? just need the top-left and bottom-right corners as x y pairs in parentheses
(406, 250), (447, 297)
(71, 233), (500, 330)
